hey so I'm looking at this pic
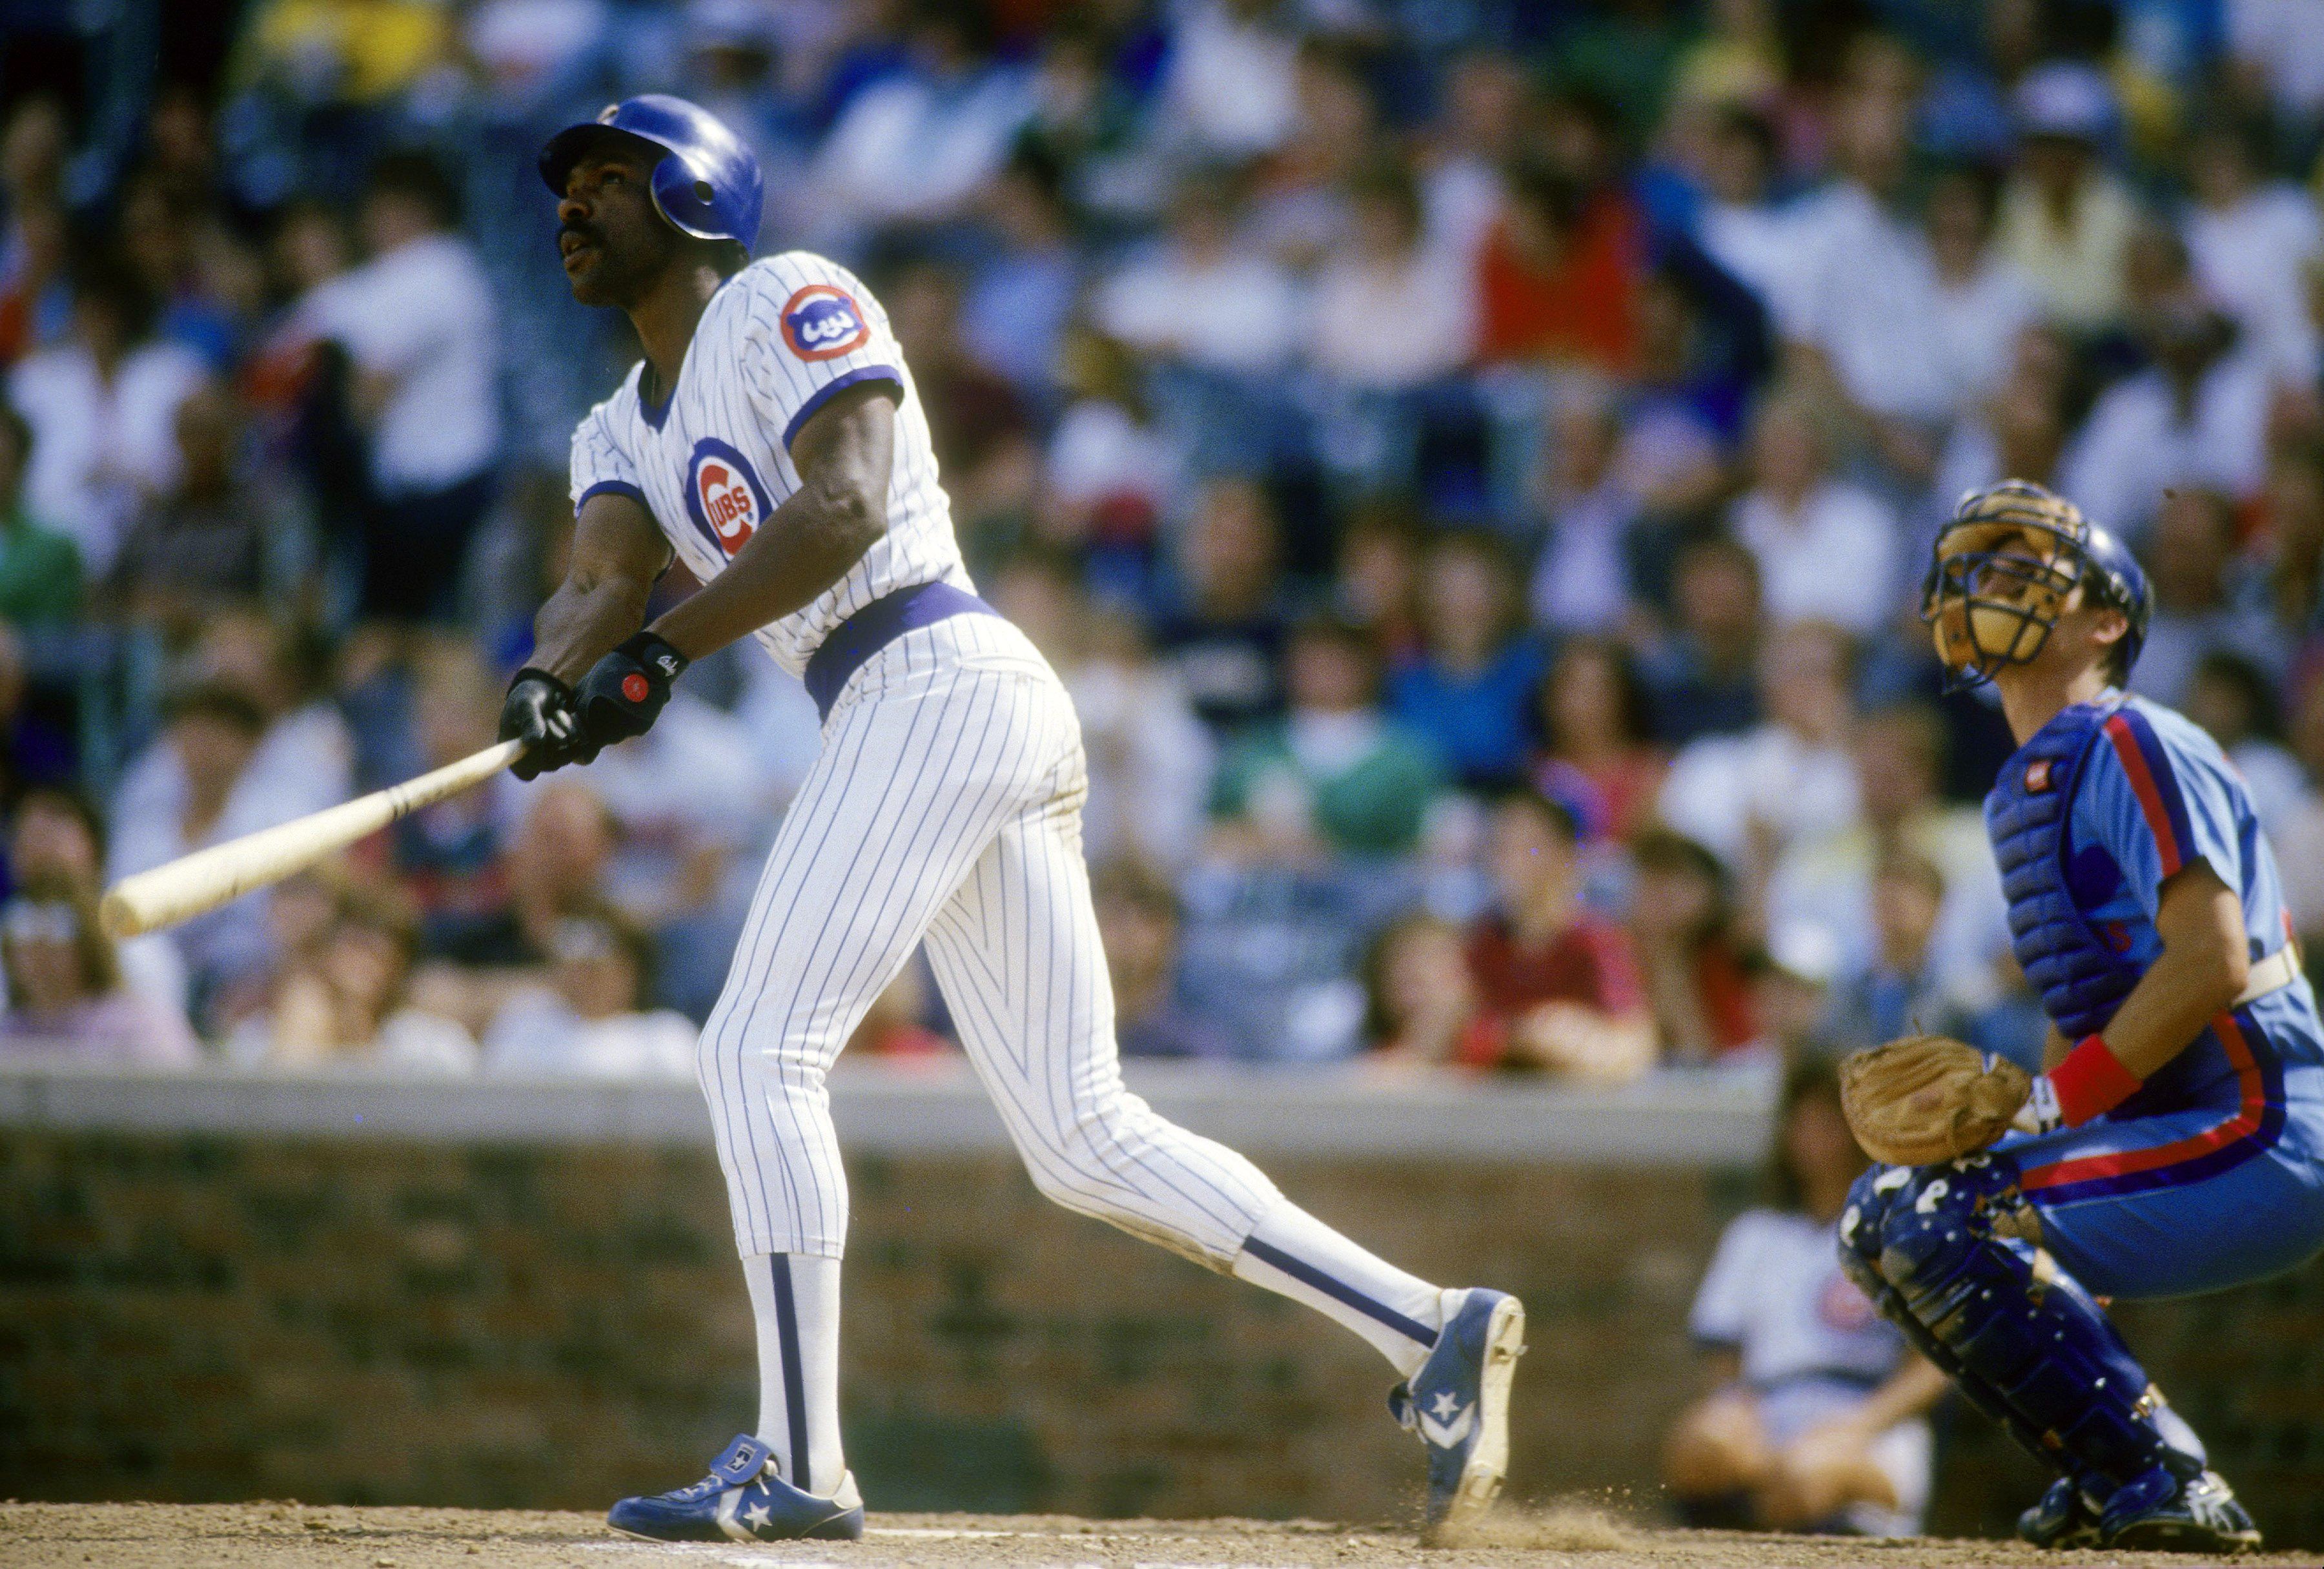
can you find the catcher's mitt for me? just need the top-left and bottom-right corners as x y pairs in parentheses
(1839, 1035), (2032, 1166)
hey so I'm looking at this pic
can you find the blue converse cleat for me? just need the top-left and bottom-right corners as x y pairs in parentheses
(2017, 1476), (2102, 1549)
(606, 1434), (865, 1543)
(1389, 1287), (1525, 1539)
(2100, 1466), (2261, 1554)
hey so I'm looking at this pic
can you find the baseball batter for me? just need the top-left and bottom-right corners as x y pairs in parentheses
(499, 96), (1524, 1544)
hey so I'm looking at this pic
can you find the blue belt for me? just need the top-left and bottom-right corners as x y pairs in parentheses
(802, 580), (998, 721)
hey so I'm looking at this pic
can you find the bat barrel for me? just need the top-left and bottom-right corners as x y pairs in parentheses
(99, 739), (525, 939)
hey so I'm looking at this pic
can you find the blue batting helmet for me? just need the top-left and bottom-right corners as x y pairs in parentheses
(1921, 479), (2152, 690)
(539, 94), (764, 249)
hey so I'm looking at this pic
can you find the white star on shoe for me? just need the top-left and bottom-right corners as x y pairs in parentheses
(1431, 1391), (1463, 1421)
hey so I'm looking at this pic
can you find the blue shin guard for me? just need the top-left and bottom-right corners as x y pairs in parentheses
(1839, 1158), (2201, 1499)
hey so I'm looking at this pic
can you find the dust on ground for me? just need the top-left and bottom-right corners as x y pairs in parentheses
(0, 1502), (2300, 1569)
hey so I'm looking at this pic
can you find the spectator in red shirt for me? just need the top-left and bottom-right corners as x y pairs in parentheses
(1629, 828), (1760, 1066)
(1473, 161), (1644, 374)
(1461, 788), (1657, 1079)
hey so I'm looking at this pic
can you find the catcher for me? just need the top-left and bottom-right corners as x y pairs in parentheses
(1835, 482), (2324, 1552)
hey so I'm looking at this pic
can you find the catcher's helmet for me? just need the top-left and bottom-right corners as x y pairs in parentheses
(540, 94), (763, 249)
(1921, 480), (2151, 691)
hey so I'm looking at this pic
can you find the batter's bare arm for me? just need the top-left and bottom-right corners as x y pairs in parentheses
(532, 489), (673, 683)
(651, 382), (898, 662)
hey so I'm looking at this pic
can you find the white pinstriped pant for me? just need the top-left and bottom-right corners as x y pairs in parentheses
(698, 612), (1283, 1267)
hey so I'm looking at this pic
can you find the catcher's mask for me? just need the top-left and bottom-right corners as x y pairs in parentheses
(1920, 480), (2151, 693)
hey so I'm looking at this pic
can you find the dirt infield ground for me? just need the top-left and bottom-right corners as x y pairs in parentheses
(0, 1504), (2303, 1569)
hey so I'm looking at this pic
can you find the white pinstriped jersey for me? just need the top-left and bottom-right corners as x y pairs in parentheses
(567, 252), (972, 675)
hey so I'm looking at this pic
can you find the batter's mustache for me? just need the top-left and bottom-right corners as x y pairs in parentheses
(559, 221), (603, 251)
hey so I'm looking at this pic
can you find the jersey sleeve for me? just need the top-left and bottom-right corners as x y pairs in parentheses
(2078, 706), (2247, 917)
(1688, 1211), (1764, 1349)
(569, 397), (646, 515)
(735, 254), (907, 452)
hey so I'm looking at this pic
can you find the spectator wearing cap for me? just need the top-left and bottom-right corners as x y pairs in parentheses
(2057, 223), (2272, 540)
(293, 152), (500, 622)
(1993, 62), (2138, 331)
(1459, 788), (1655, 1081)
(0, 874), (199, 1067)
(1208, 613), (1443, 862)
(1730, 395), (1897, 638)
(0, 401), (79, 624)
(1387, 531), (1544, 788)
(481, 897), (695, 1076)
(6, 252), (207, 579)
(1092, 860), (1234, 1060)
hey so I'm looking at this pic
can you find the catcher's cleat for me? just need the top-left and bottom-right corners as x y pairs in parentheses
(2018, 1476), (2102, 1550)
(606, 1434), (865, 1543)
(1389, 1287), (1525, 1540)
(2099, 1466), (2262, 1554)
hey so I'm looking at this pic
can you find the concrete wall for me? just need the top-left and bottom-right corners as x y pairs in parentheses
(2, 1063), (2320, 1544)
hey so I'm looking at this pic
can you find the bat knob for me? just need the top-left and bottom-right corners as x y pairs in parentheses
(98, 890), (142, 941)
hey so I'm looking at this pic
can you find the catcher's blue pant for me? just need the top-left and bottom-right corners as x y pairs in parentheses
(1999, 1056), (2324, 1300)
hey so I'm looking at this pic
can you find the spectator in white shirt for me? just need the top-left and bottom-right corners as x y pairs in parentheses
(1993, 63), (2139, 332)
(1782, 87), (1953, 429)
(482, 899), (696, 1076)
(1691, 103), (1802, 330)
(1731, 396), (1897, 637)
(1152, 0), (1301, 162)
(297, 154), (500, 621)
(1309, 162), (1473, 392)
(1418, 47), (1528, 267)
(2183, 116), (2323, 391)
(2059, 224), (2272, 540)
(0, 875), (201, 1068)
(1529, 376), (1640, 636)
(1658, 618), (1862, 883)
(1925, 165), (2039, 413)
(808, 5), (1034, 244)
(6, 254), (206, 579)
(1095, 170), (1304, 376)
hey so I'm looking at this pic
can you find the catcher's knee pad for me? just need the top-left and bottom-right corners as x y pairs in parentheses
(1876, 1156), (2195, 1489)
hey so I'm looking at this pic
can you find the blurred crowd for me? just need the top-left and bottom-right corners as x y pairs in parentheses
(4, 0), (2324, 1084)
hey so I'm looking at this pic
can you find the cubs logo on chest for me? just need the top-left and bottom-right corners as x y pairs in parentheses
(684, 438), (772, 557)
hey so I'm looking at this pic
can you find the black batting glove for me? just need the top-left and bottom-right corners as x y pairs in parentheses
(574, 630), (688, 755)
(499, 668), (582, 781)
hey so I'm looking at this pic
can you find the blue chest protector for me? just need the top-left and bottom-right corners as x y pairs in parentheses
(1986, 700), (2135, 1040)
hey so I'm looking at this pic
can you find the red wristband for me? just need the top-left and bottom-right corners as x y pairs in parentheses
(2049, 1034), (2143, 1126)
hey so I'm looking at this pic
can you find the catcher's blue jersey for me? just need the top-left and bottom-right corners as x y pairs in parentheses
(1985, 693), (2324, 1297)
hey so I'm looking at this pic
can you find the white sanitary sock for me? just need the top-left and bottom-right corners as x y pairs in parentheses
(742, 1252), (846, 1496)
(1231, 1202), (1445, 1379)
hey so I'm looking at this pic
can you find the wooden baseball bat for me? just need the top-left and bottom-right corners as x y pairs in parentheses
(99, 739), (527, 939)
